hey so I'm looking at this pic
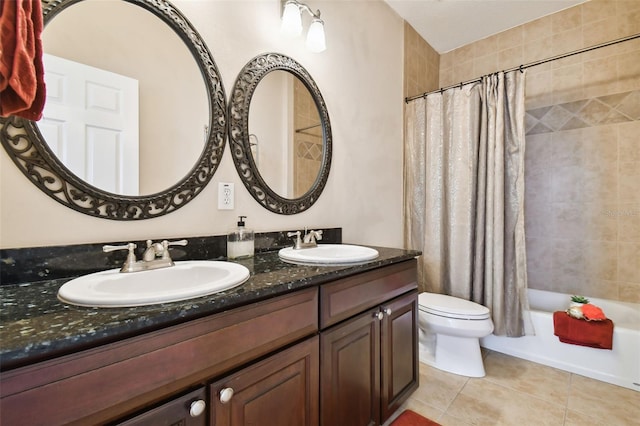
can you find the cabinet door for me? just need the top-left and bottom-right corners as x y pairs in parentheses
(380, 291), (419, 422)
(210, 336), (319, 426)
(320, 308), (380, 426)
(117, 387), (207, 426)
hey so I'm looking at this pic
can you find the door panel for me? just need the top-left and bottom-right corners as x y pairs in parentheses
(41, 53), (139, 195)
(380, 291), (419, 422)
(211, 336), (319, 426)
(320, 309), (380, 426)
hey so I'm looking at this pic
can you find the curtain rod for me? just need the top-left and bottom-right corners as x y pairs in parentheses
(405, 33), (640, 104)
(295, 123), (321, 133)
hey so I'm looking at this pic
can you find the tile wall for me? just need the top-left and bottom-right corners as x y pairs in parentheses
(293, 77), (323, 198)
(411, 0), (640, 302)
(403, 22), (440, 99)
(403, 22), (439, 293)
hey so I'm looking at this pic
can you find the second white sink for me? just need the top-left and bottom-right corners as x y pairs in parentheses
(57, 261), (250, 308)
(278, 244), (379, 265)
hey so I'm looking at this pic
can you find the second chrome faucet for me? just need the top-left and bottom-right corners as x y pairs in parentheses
(287, 228), (323, 250)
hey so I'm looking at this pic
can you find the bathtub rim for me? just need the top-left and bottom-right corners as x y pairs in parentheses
(482, 288), (640, 392)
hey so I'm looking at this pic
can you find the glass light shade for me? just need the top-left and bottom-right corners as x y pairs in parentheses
(306, 19), (326, 52)
(281, 2), (302, 37)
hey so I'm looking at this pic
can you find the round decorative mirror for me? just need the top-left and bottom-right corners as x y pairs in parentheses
(0, 0), (226, 220)
(229, 53), (331, 215)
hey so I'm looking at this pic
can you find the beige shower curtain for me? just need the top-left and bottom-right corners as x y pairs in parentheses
(404, 71), (530, 337)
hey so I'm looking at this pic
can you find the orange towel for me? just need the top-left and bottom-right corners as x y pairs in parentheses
(553, 311), (613, 350)
(0, 0), (46, 120)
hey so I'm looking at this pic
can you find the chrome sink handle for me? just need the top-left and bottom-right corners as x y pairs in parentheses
(103, 242), (137, 254)
(287, 231), (303, 249)
(103, 243), (137, 272)
(161, 239), (188, 260)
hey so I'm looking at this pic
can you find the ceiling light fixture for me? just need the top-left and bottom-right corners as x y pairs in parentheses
(281, 0), (326, 53)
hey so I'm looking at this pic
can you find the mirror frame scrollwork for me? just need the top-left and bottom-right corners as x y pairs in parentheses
(0, 0), (227, 220)
(229, 53), (332, 215)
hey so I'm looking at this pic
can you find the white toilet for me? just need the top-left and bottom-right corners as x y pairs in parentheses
(417, 292), (494, 377)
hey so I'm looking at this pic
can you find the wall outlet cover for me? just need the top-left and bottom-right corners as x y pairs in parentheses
(218, 182), (234, 210)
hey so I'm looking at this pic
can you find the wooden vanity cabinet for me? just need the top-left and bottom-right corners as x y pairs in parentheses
(0, 288), (318, 426)
(319, 260), (419, 426)
(0, 259), (418, 426)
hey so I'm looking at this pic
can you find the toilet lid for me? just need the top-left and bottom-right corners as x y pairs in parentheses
(418, 292), (490, 320)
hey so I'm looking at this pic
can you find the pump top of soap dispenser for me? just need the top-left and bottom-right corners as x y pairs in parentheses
(237, 215), (247, 227)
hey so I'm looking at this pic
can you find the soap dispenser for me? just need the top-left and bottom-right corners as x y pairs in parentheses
(227, 216), (255, 259)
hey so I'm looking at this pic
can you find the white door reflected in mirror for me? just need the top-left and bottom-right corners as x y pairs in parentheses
(41, 54), (140, 195)
(41, 0), (208, 196)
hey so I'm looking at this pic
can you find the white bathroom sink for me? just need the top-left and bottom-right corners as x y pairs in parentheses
(57, 261), (250, 308)
(278, 244), (379, 265)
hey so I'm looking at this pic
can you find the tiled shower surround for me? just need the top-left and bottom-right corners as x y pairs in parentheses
(293, 78), (323, 198)
(526, 90), (640, 134)
(525, 104), (639, 302)
(405, 0), (640, 302)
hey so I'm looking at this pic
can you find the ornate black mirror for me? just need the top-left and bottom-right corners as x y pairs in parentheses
(0, 0), (226, 220)
(229, 53), (331, 215)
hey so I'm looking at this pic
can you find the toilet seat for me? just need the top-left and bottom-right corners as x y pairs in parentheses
(418, 293), (490, 320)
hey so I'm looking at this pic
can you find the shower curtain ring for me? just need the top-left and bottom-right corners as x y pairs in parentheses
(519, 64), (524, 73)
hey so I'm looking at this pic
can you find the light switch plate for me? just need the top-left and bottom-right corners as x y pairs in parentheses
(218, 182), (234, 210)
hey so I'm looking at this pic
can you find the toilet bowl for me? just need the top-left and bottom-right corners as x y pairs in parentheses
(418, 292), (494, 377)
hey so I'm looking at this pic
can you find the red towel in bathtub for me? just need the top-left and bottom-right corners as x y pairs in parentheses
(0, 0), (46, 120)
(553, 311), (613, 350)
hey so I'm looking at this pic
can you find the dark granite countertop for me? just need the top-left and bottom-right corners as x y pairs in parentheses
(0, 246), (419, 370)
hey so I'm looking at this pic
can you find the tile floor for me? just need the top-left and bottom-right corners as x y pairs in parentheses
(386, 350), (640, 426)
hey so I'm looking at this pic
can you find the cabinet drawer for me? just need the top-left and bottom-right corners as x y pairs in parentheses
(320, 260), (417, 328)
(117, 387), (207, 426)
(0, 288), (318, 426)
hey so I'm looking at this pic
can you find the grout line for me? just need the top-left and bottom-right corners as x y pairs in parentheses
(421, 354), (640, 425)
(440, 375), (470, 423)
(562, 373), (574, 425)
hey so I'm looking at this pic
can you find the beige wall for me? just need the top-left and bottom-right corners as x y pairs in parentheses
(0, 0), (405, 249)
(439, 0), (640, 302)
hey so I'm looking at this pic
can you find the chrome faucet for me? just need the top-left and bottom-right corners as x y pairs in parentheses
(303, 229), (323, 244)
(104, 239), (188, 273)
(142, 240), (165, 262)
(287, 228), (323, 250)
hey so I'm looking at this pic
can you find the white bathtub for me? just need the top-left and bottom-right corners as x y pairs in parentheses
(481, 289), (640, 391)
